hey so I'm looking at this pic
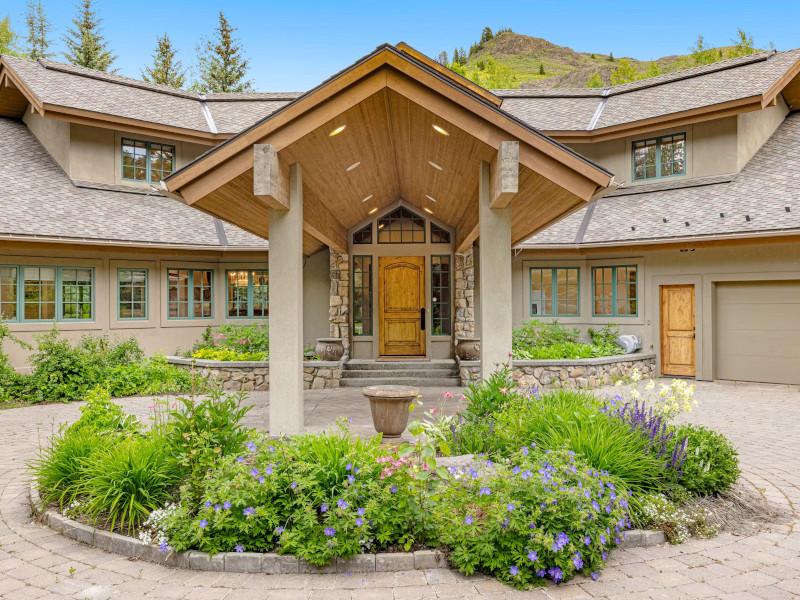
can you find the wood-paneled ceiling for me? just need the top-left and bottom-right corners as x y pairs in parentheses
(168, 46), (612, 256)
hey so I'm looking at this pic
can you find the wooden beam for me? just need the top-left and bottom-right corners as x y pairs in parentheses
(253, 145), (290, 210)
(302, 190), (348, 253)
(455, 196), (479, 253)
(489, 141), (519, 208)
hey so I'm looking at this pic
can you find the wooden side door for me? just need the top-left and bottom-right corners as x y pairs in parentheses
(378, 256), (425, 356)
(661, 284), (696, 376)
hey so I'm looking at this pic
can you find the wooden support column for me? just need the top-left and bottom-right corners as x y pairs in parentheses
(477, 160), (512, 378)
(268, 162), (304, 434)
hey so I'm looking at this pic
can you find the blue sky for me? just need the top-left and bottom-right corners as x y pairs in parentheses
(2, 0), (796, 91)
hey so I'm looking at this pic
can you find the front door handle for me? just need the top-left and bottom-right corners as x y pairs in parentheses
(420, 307), (426, 331)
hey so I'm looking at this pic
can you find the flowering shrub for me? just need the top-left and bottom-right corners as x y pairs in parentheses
(671, 424), (740, 496)
(432, 448), (631, 588)
(630, 492), (717, 544)
(615, 370), (697, 418)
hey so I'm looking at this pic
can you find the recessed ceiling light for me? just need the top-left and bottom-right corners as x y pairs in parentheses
(432, 124), (449, 136)
(428, 161), (442, 170)
(346, 161), (361, 171)
(361, 195), (373, 203)
(378, 223), (385, 229)
(329, 125), (346, 137)
(368, 207), (378, 214)
(423, 207), (433, 214)
(425, 195), (437, 203)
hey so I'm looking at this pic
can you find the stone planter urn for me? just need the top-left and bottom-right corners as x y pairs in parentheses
(362, 385), (419, 438)
(455, 337), (481, 361)
(315, 338), (345, 361)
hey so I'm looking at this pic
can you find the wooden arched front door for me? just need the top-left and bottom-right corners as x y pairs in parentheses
(378, 256), (425, 356)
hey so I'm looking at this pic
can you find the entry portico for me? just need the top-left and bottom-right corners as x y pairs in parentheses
(164, 43), (613, 434)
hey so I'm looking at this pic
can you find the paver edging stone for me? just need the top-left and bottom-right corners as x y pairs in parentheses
(28, 481), (666, 573)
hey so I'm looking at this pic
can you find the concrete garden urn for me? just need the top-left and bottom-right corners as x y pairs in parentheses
(315, 338), (345, 361)
(455, 337), (481, 361)
(362, 385), (419, 438)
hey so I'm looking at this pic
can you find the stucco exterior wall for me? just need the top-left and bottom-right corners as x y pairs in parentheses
(22, 106), (70, 174)
(513, 239), (800, 382)
(303, 248), (333, 349)
(737, 95), (790, 170)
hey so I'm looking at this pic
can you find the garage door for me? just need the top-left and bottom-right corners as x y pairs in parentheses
(716, 280), (800, 385)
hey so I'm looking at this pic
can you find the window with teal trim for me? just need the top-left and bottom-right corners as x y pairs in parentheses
(352, 256), (372, 335)
(118, 269), (148, 320)
(530, 267), (579, 317)
(430, 223), (451, 244)
(431, 256), (451, 335)
(1, 267), (17, 320)
(592, 266), (637, 317)
(226, 270), (269, 318)
(0, 266), (93, 322)
(377, 207), (425, 243)
(168, 269), (212, 319)
(632, 133), (685, 181)
(122, 138), (175, 183)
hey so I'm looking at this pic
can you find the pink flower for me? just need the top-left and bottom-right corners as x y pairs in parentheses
(429, 408), (438, 415)
(443, 391), (453, 399)
(459, 394), (467, 402)
(500, 388), (508, 395)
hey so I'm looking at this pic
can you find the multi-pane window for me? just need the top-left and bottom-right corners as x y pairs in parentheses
(632, 133), (685, 181)
(352, 256), (372, 335)
(530, 267), (579, 317)
(377, 207), (425, 243)
(226, 270), (269, 318)
(431, 256), (451, 335)
(1, 267), (17, 319)
(0, 266), (93, 321)
(431, 223), (451, 244)
(118, 269), (148, 320)
(168, 269), (213, 319)
(61, 268), (93, 320)
(592, 266), (638, 317)
(352, 224), (372, 244)
(122, 138), (175, 183)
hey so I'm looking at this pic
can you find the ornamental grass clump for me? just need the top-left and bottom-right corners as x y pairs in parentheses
(432, 447), (631, 589)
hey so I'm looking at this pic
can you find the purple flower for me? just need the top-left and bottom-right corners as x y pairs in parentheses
(573, 553), (584, 570)
(390, 485), (397, 493)
(249, 468), (259, 477)
(527, 550), (538, 562)
(521, 446), (529, 456)
(243, 507), (256, 517)
(465, 515), (474, 525)
(551, 532), (569, 552)
(159, 540), (169, 553)
(246, 441), (257, 452)
(346, 462), (353, 471)
(510, 566), (519, 576)
(601, 552), (608, 561)
(258, 477), (265, 484)
(204, 501), (212, 508)
(590, 571), (600, 581)
(357, 507), (365, 516)
(521, 470), (533, 480)
(479, 487), (491, 496)
(198, 519), (208, 530)
(268, 445), (275, 452)
(348, 475), (355, 484)
(275, 526), (285, 535)
(265, 465), (273, 475)
(583, 535), (591, 546)
(507, 503), (515, 511)
(469, 469), (478, 478)
(235, 544), (244, 553)
(548, 566), (564, 583)
(291, 482), (298, 490)
(355, 518), (364, 527)
(599, 533), (607, 545)
(321, 503), (328, 513)
(236, 456), (245, 463)
(223, 501), (231, 510)
(337, 499), (348, 510)
(324, 527), (336, 537)
(536, 569), (546, 577)
(512, 466), (521, 475)
(214, 504), (221, 512)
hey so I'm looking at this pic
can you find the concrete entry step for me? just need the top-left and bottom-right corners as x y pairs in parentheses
(340, 377), (462, 388)
(342, 369), (457, 379)
(344, 359), (457, 371)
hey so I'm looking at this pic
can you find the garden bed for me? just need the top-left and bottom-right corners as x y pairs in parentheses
(166, 356), (342, 391)
(457, 353), (656, 388)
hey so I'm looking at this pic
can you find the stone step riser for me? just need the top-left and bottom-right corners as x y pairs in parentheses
(342, 369), (458, 379)
(344, 361), (457, 371)
(340, 377), (461, 387)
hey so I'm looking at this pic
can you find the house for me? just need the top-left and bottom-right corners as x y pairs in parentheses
(1, 43), (799, 431)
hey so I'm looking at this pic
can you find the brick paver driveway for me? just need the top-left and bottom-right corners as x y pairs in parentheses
(1, 381), (799, 599)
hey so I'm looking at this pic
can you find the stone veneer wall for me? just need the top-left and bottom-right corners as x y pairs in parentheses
(457, 353), (657, 389)
(454, 246), (475, 339)
(329, 249), (350, 353)
(166, 357), (341, 391)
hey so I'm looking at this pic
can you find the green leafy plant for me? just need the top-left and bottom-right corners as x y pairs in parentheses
(630, 492), (718, 544)
(672, 424), (740, 496)
(514, 341), (619, 360)
(512, 319), (579, 349)
(190, 347), (268, 362)
(462, 364), (517, 419)
(66, 386), (142, 436)
(104, 355), (193, 396)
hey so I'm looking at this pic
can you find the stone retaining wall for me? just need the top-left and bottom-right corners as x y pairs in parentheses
(166, 357), (341, 391)
(457, 353), (657, 389)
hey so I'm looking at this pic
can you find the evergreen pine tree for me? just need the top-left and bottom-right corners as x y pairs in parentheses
(590, 53), (596, 59)
(24, 1), (53, 60)
(142, 33), (187, 88)
(538, 62), (545, 75)
(193, 12), (252, 93)
(459, 47), (466, 65)
(608, 51), (614, 62)
(453, 47), (459, 65)
(62, 0), (116, 71)
(0, 15), (23, 57)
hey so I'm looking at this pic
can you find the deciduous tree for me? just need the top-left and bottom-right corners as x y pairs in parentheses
(585, 71), (604, 88)
(0, 15), (22, 57)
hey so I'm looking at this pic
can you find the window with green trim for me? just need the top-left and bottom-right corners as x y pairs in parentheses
(0, 266), (93, 321)
(352, 224), (372, 244)
(632, 133), (685, 181)
(431, 223), (451, 244)
(168, 269), (212, 319)
(377, 207), (425, 243)
(118, 268), (148, 320)
(352, 256), (372, 335)
(530, 267), (579, 317)
(122, 138), (175, 183)
(592, 266), (637, 317)
(431, 256), (451, 335)
(226, 270), (269, 318)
